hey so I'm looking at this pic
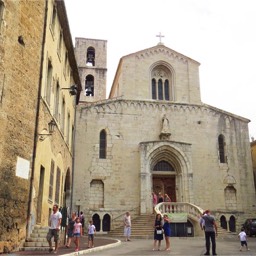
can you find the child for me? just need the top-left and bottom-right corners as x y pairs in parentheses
(238, 227), (250, 251)
(88, 220), (96, 248)
(73, 217), (82, 252)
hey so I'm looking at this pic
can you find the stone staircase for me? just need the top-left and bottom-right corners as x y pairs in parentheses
(108, 214), (155, 239)
(20, 226), (65, 251)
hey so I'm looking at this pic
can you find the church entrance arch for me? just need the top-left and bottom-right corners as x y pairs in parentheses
(139, 141), (192, 214)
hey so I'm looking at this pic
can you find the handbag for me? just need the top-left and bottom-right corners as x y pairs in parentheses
(156, 229), (163, 234)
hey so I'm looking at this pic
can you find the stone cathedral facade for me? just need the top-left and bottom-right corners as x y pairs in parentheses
(73, 38), (256, 235)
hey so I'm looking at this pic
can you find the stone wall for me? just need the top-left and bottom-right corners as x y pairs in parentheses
(0, 0), (45, 253)
(73, 99), (256, 231)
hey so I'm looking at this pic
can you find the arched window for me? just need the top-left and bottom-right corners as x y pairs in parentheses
(152, 79), (156, 99)
(151, 66), (172, 101)
(153, 160), (174, 172)
(164, 80), (170, 100)
(85, 75), (94, 96)
(158, 79), (163, 100)
(99, 130), (106, 159)
(218, 134), (226, 163)
(86, 47), (95, 66)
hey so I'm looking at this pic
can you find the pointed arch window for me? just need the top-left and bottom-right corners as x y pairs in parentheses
(99, 130), (106, 159)
(86, 47), (95, 66)
(218, 134), (226, 163)
(153, 160), (174, 171)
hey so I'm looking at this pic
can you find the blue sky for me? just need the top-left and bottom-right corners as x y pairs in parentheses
(65, 0), (256, 139)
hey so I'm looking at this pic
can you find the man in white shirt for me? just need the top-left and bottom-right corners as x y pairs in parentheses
(46, 204), (62, 254)
(123, 212), (131, 242)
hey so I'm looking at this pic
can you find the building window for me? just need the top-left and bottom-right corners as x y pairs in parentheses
(152, 79), (156, 99)
(46, 60), (53, 105)
(61, 99), (66, 133)
(50, 5), (57, 35)
(218, 134), (226, 163)
(85, 75), (94, 96)
(99, 130), (106, 159)
(86, 47), (95, 66)
(0, 1), (4, 33)
(57, 31), (62, 58)
(153, 160), (174, 171)
(66, 113), (70, 145)
(158, 79), (163, 100)
(54, 82), (60, 120)
(55, 167), (61, 204)
(151, 66), (172, 101)
(164, 80), (170, 100)
(49, 160), (55, 201)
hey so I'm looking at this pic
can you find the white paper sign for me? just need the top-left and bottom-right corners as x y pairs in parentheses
(16, 156), (30, 179)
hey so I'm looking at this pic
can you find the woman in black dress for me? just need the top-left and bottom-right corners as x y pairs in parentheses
(153, 213), (164, 251)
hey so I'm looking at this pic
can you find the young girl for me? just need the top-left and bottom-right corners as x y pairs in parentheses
(73, 217), (82, 252)
(163, 214), (171, 251)
(88, 220), (96, 248)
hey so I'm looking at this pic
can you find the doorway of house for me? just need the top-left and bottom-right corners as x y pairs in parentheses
(153, 176), (176, 202)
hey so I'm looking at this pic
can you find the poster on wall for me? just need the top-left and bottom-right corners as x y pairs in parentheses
(16, 156), (30, 179)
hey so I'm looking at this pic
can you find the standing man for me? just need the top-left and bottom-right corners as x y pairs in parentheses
(123, 212), (131, 242)
(202, 209), (218, 255)
(46, 204), (62, 254)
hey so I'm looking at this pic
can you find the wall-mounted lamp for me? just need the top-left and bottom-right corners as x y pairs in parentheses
(61, 85), (78, 96)
(38, 119), (56, 141)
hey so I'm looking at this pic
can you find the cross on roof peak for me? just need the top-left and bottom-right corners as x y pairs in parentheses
(156, 32), (165, 44)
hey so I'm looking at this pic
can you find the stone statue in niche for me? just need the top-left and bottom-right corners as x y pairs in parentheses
(160, 114), (171, 140)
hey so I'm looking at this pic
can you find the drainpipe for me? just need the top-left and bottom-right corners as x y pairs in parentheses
(70, 96), (77, 215)
(26, 0), (48, 239)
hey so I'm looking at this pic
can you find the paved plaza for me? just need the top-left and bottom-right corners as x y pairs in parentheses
(87, 236), (256, 256)
(9, 235), (256, 256)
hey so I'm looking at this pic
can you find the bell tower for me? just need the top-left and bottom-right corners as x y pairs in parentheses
(74, 38), (107, 102)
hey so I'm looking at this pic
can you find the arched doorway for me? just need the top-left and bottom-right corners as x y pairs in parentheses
(92, 213), (101, 232)
(152, 160), (176, 202)
(229, 215), (236, 232)
(103, 214), (111, 231)
(220, 215), (227, 229)
(139, 142), (192, 214)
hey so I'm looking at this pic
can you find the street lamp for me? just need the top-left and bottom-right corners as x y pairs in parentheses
(38, 118), (56, 141)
